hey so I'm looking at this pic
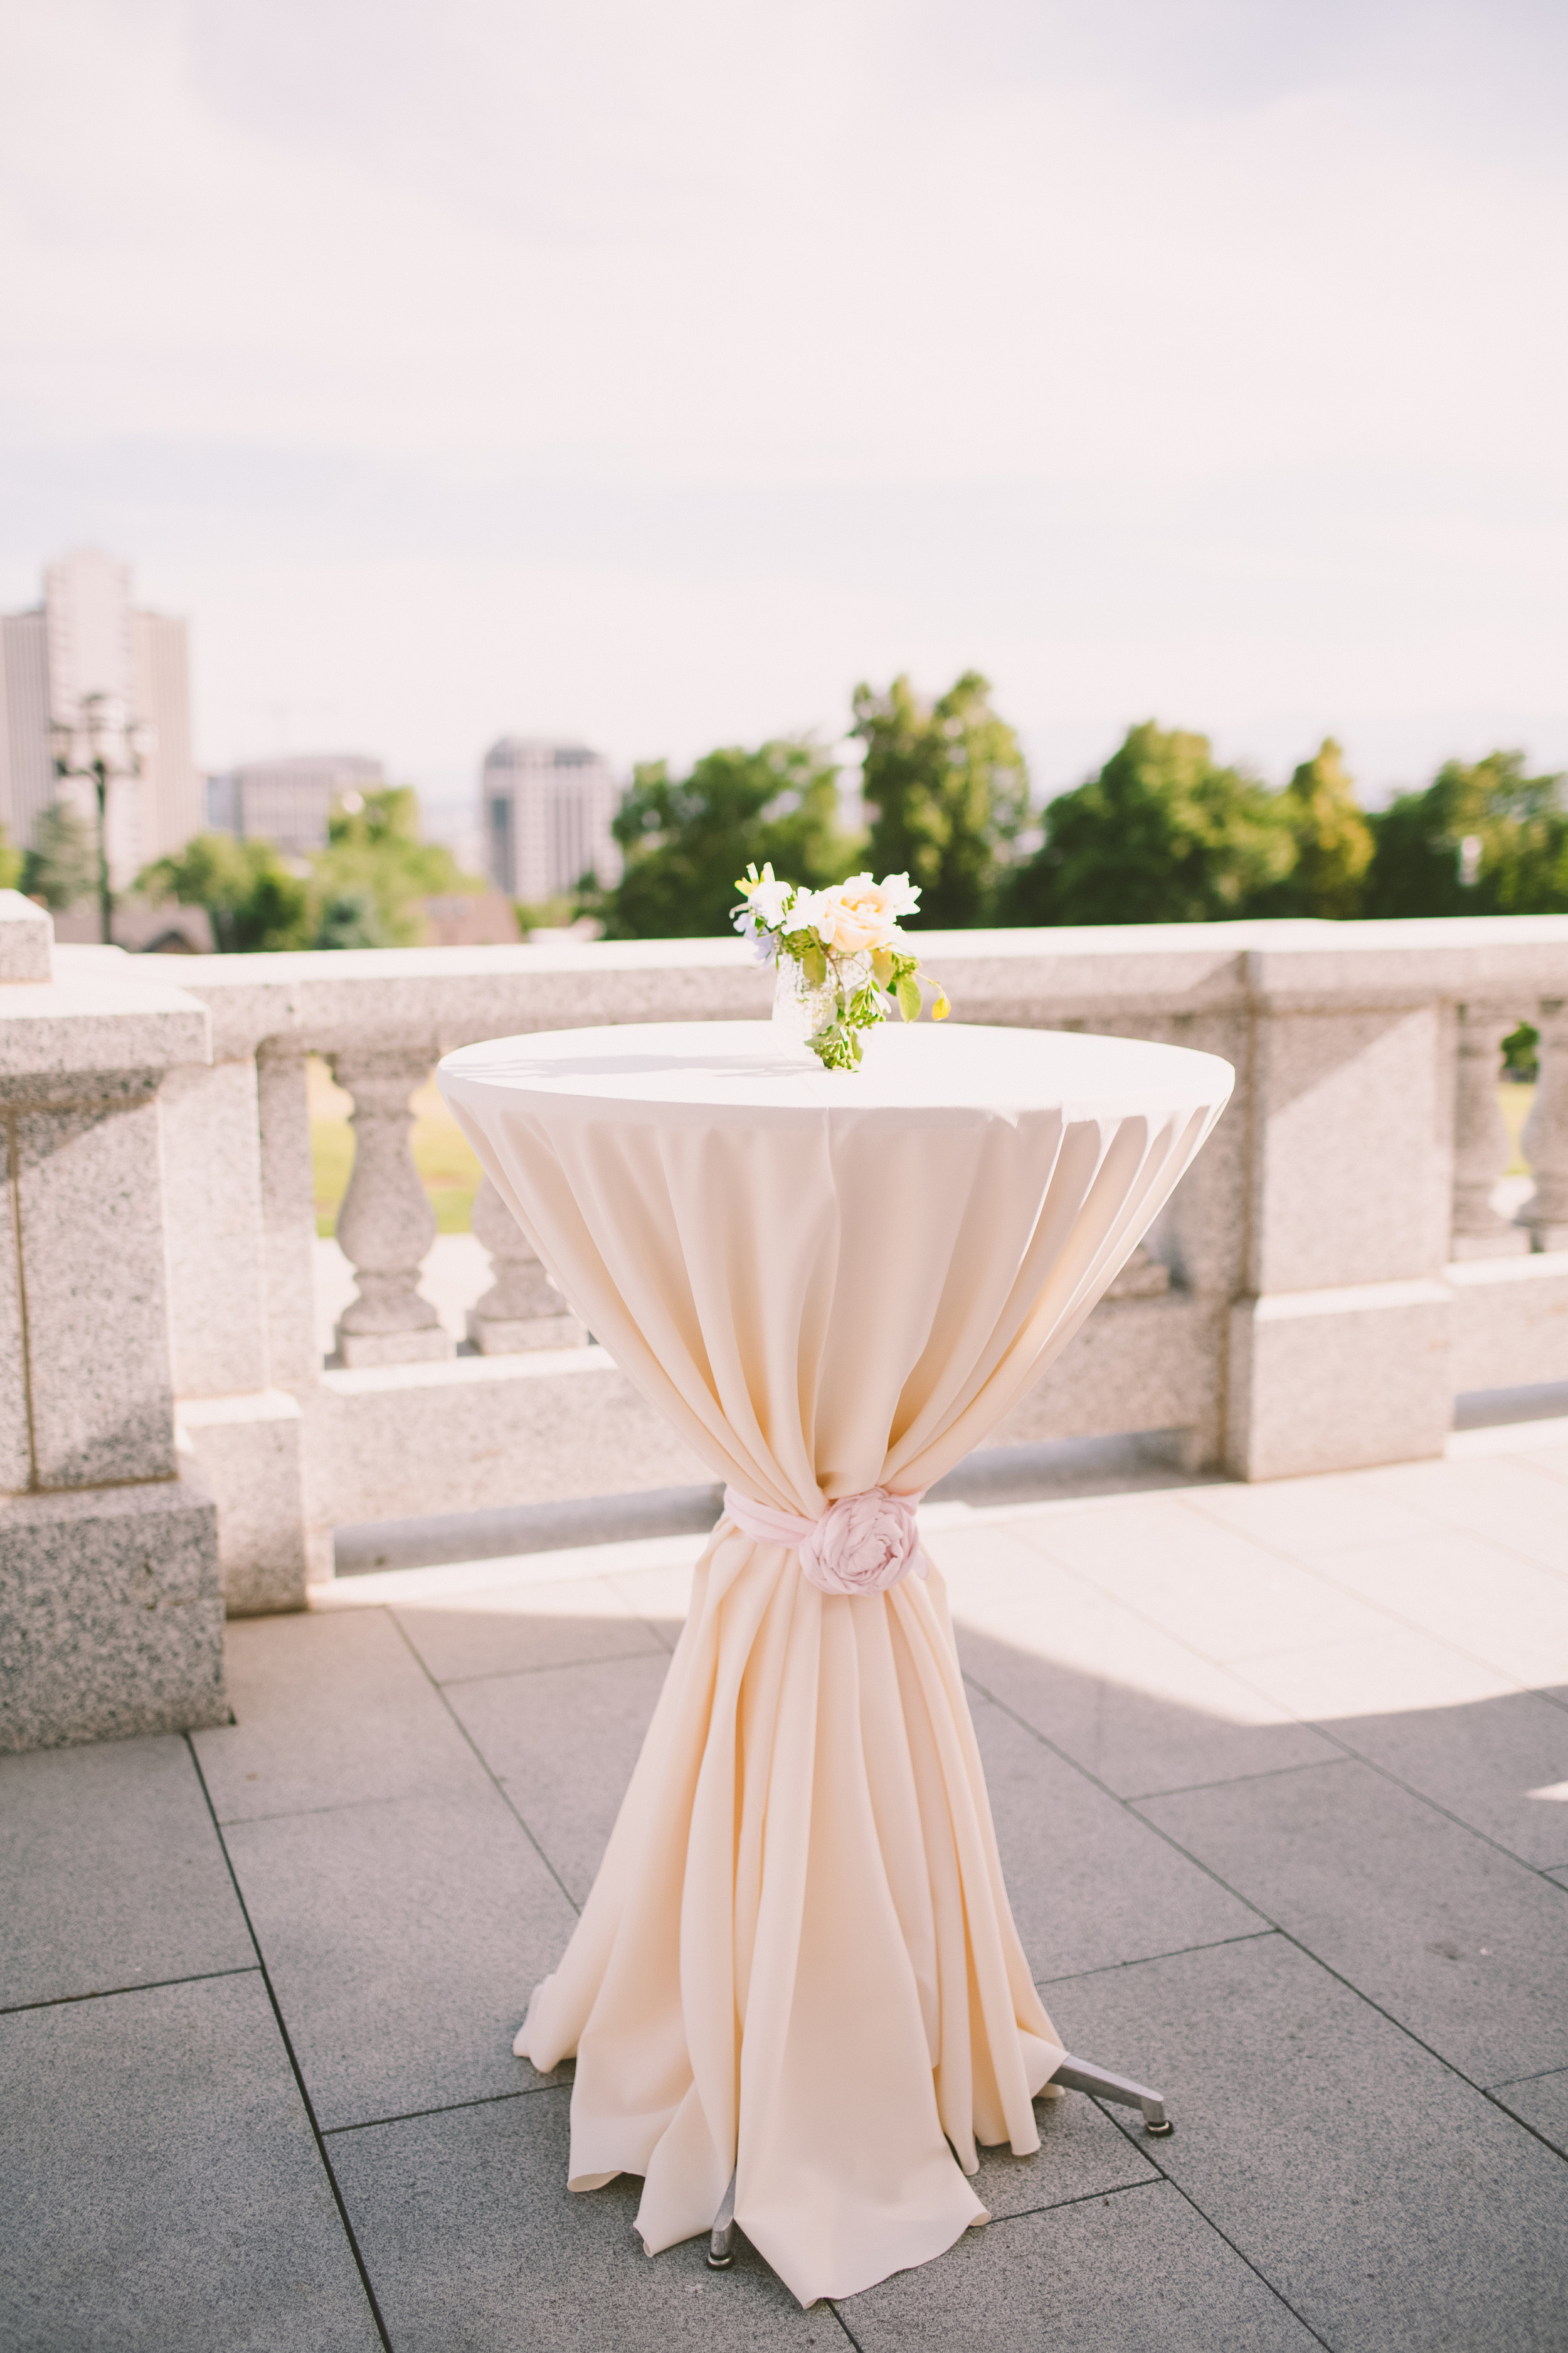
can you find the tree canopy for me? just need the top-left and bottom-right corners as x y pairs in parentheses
(854, 671), (1029, 930)
(21, 802), (97, 913)
(1001, 722), (1296, 926)
(1362, 752), (1568, 919)
(589, 739), (855, 941)
(0, 826), (20, 894)
(139, 786), (482, 952)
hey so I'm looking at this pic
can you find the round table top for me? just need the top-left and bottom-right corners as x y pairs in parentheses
(439, 1019), (1235, 1128)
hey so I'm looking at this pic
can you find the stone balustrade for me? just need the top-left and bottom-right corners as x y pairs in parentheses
(4, 906), (1568, 1748)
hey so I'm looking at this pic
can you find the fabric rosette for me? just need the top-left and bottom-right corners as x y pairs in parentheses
(722, 1483), (927, 1595)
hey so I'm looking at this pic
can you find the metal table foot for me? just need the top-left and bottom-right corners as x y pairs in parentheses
(1049, 2053), (1173, 2137)
(707, 2168), (738, 2268)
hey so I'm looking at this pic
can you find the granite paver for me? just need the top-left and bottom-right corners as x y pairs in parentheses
(1047, 1933), (1568, 2353)
(0, 1734), (252, 2010)
(9, 1444), (1568, 2346)
(0, 1974), (381, 2352)
(1136, 1756), (1568, 2086)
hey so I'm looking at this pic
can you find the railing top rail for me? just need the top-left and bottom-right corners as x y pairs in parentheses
(32, 913), (1565, 1060)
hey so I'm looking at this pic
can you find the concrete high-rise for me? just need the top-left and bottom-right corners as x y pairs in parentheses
(481, 738), (622, 905)
(0, 548), (201, 885)
(206, 753), (386, 854)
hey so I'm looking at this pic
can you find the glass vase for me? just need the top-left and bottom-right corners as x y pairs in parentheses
(771, 949), (872, 1059)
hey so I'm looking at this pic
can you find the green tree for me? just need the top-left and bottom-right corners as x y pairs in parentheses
(1275, 738), (1374, 918)
(1002, 721), (1296, 926)
(311, 786), (478, 947)
(21, 802), (96, 911)
(590, 739), (854, 940)
(0, 824), (21, 893)
(1363, 751), (1568, 918)
(138, 832), (313, 952)
(854, 671), (1030, 928)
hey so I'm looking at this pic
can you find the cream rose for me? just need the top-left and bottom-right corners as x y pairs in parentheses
(813, 873), (919, 955)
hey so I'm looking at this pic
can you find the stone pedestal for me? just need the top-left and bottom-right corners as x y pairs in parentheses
(0, 893), (227, 1747)
(1226, 1282), (1453, 1481)
(0, 1482), (228, 1753)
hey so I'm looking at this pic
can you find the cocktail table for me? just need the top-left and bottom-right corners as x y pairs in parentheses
(440, 1019), (1233, 2305)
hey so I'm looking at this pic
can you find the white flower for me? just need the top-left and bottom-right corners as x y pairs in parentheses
(876, 871), (921, 920)
(783, 887), (837, 944)
(750, 875), (793, 927)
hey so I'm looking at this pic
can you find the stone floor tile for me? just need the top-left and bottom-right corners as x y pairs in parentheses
(392, 1571), (666, 1686)
(196, 1607), (484, 1822)
(1047, 1934), (1568, 2353)
(604, 1559), (699, 1643)
(225, 1783), (578, 2128)
(1136, 1759), (1568, 2086)
(1320, 1688), (1568, 1869)
(1552, 1866), (1568, 1890)
(1010, 1497), (1397, 1665)
(1361, 1455), (1568, 1578)
(448, 1651), (672, 1905)
(840, 2179), (1318, 2352)
(1228, 1624), (1517, 1723)
(1488, 2066), (1568, 2158)
(332, 2088), (840, 2350)
(1180, 1472), (1438, 1557)
(0, 1735), (252, 2010)
(1295, 1526), (1568, 1688)
(942, 1532), (1337, 1798)
(0, 1974), (379, 2352)
(970, 2086), (1160, 2219)
(970, 1696), (1262, 1984)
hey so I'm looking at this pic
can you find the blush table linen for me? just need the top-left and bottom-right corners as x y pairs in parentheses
(438, 1019), (1233, 2306)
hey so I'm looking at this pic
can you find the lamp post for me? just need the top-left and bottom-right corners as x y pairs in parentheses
(48, 694), (156, 945)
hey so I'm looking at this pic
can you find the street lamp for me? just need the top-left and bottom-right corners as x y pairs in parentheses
(48, 693), (157, 945)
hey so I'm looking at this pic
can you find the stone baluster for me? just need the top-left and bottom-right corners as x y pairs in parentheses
(1449, 1002), (1530, 1259)
(331, 1051), (453, 1366)
(467, 1172), (587, 1352)
(1520, 997), (1568, 1252)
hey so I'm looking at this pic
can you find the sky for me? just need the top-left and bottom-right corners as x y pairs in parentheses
(3, 0), (1565, 833)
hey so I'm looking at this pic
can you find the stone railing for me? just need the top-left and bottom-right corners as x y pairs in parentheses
(4, 898), (1567, 1746)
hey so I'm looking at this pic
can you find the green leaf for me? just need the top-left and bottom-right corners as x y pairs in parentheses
(896, 974), (922, 1024)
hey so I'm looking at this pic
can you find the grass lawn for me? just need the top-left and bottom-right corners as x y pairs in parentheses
(309, 1056), (483, 1236)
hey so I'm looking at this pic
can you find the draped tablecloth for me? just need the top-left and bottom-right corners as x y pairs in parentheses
(438, 1020), (1233, 2305)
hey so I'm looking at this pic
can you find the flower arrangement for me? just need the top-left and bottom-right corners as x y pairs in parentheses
(732, 865), (950, 1070)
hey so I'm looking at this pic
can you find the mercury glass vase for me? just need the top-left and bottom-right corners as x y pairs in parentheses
(771, 949), (871, 1058)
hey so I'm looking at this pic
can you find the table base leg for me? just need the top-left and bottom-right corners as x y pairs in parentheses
(702, 2058), (1170, 2274)
(1049, 2053), (1173, 2135)
(706, 2169), (739, 2268)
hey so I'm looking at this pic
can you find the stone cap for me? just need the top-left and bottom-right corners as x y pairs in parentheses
(0, 943), (210, 1084)
(0, 890), (53, 984)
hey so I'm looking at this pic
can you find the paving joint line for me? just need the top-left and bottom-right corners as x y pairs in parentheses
(183, 1734), (399, 2353)
(1035, 1927), (1278, 1990)
(324, 2079), (571, 2136)
(1121, 1756), (1353, 1805)
(384, 1606), (581, 1918)
(0, 1964), (259, 2018)
(1283, 1717), (1568, 1888)
(1089, 2099), (1337, 2349)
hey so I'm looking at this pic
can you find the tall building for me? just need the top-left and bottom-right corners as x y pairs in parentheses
(481, 738), (622, 903)
(206, 753), (386, 854)
(0, 548), (200, 884)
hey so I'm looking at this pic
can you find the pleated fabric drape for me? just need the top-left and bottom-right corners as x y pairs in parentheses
(440, 1021), (1232, 2305)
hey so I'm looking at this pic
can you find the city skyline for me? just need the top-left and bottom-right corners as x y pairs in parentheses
(3, 0), (1565, 822)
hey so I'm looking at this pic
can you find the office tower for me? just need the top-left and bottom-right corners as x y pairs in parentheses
(481, 738), (623, 903)
(0, 548), (201, 884)
(206, 753), (386, 854)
